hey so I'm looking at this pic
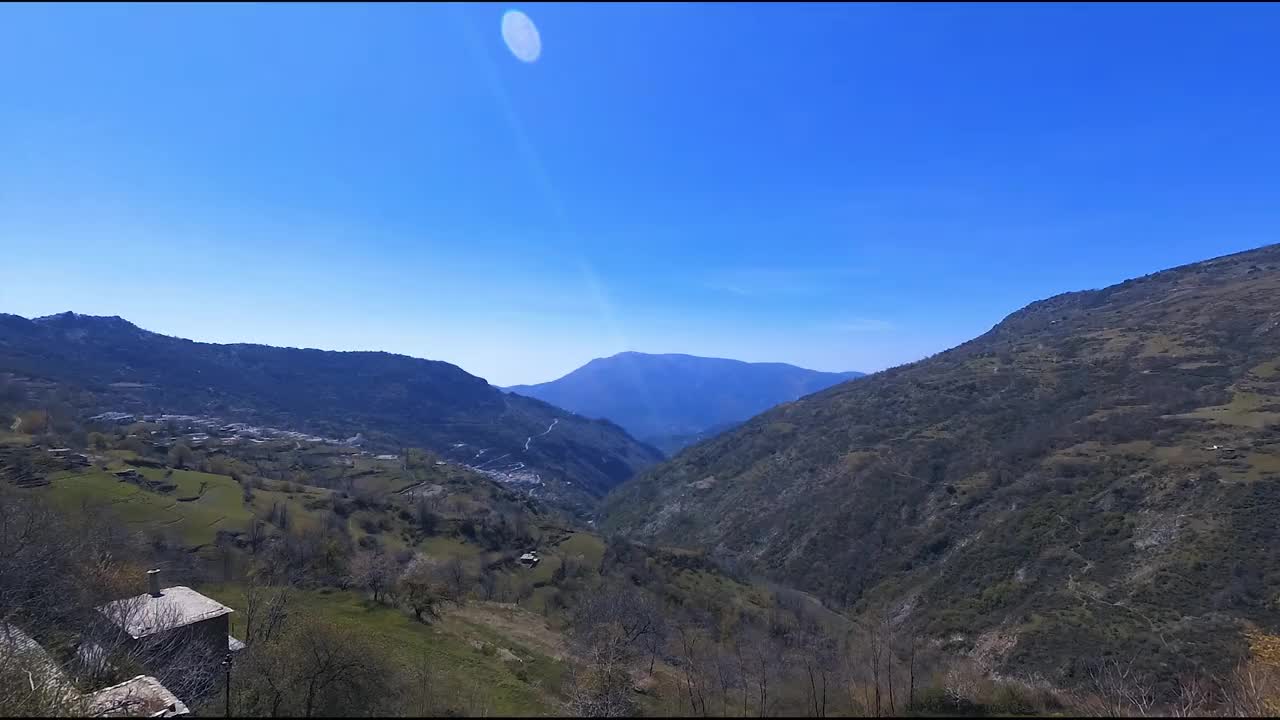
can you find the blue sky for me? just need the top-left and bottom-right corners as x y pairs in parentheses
(2, 3), (1278, 385)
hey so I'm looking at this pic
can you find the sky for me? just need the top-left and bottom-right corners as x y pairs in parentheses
(2, 3), (1279, 386)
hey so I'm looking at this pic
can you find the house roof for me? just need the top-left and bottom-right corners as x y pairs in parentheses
(88, 675), (189, 717)
(97, 586), (233, 640)
(0, 623), (80, 705)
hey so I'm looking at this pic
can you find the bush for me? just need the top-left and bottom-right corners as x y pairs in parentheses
(987, 682), (1036, 714)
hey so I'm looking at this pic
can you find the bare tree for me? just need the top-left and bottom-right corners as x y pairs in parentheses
(233, 615), (394, 718)
(441, 557), (472, 606)
(401, 648), (439, 716)
(571, 586), (663, 657)
(566, 623), (639, 718)
(742, 627), (777, 717)
(905, 632), (918, 710)
(1216, 657), (1280, 718)
(674, 622), (711, 717)
(478, 565), (498, 601)
(1080, 655), (1157, 717)
(566, 584), (669, 717)
(243, 574), (290, 647)
(1170, 672), (1212, 717)
(247, 519), (268, 556)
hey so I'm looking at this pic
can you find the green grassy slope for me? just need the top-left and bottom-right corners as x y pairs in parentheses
(202, 584), (566, 716)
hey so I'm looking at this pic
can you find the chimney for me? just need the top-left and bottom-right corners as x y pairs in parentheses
(147, 569), (162, 597)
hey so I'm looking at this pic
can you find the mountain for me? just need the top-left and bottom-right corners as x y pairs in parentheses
(0, 313), (663, 510)
(604, 244), (1280, 685)
(506, 352), (863, 452)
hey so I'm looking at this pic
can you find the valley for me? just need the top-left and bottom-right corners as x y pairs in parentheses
(3, 246), (1280, 717)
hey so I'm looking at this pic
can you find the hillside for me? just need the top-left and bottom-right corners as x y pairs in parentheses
(506, 352), (862, 452)
(0, 313), (662, 509)
(643, 421), (743, 457)
(604, 244), (1280, 686)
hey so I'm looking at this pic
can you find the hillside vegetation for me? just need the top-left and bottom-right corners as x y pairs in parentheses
(604, 244), (1280, 691)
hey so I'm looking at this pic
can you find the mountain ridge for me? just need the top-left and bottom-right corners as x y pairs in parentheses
(506, 352), (863, 451)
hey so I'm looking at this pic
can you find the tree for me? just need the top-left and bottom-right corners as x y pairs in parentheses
(1080, 655), (1157, 717)
(566, 622), (639, 718)
(167, 442), (195, 470)
(397, 555), (446, 622)
(243, 573), (291, 647)
(674, 622), (712, 717)
(570, 586), (663, 655)
(233, 615), (395, 718)
(478, 566), (498, 601)
(247, 519), (268, 556)
(566, 584), (670, 716)
(414, 497), (440, 536)
(349, 551), (395, 604)
(440, 557), (471, 605)
(742, 627), (779, 718)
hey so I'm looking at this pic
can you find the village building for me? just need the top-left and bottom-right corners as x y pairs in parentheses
(97, 571), (244, 664)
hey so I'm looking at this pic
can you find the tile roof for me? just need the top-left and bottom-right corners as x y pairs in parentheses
(97, 586), (233, 640)
(88, 675), (189, 717)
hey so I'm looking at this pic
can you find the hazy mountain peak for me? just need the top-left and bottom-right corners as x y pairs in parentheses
(507, 353), (863, 451)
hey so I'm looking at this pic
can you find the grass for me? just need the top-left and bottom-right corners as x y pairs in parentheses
(1244, 452), (1280, 481)
(45, 466), (330, 547)
(69, 467), (250, 545)
(1174, 391), (1280, 428)
(1139, 333), (1195, 357)
(201, 584), (564, 716)
(0, 431), (32, 446)
(1251, 359), (1280, 379)
(421, 535), (483, 560)
(38, 459), (542, 563)
(552, 532), (605, 568)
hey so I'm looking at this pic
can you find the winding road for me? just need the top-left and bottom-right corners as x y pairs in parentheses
(523, 418), (559, 452)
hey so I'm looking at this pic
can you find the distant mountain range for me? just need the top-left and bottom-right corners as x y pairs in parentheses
(603, 243), (1280, 684)
(505, 352), (863, 452)
(0, 313), (662, 511)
